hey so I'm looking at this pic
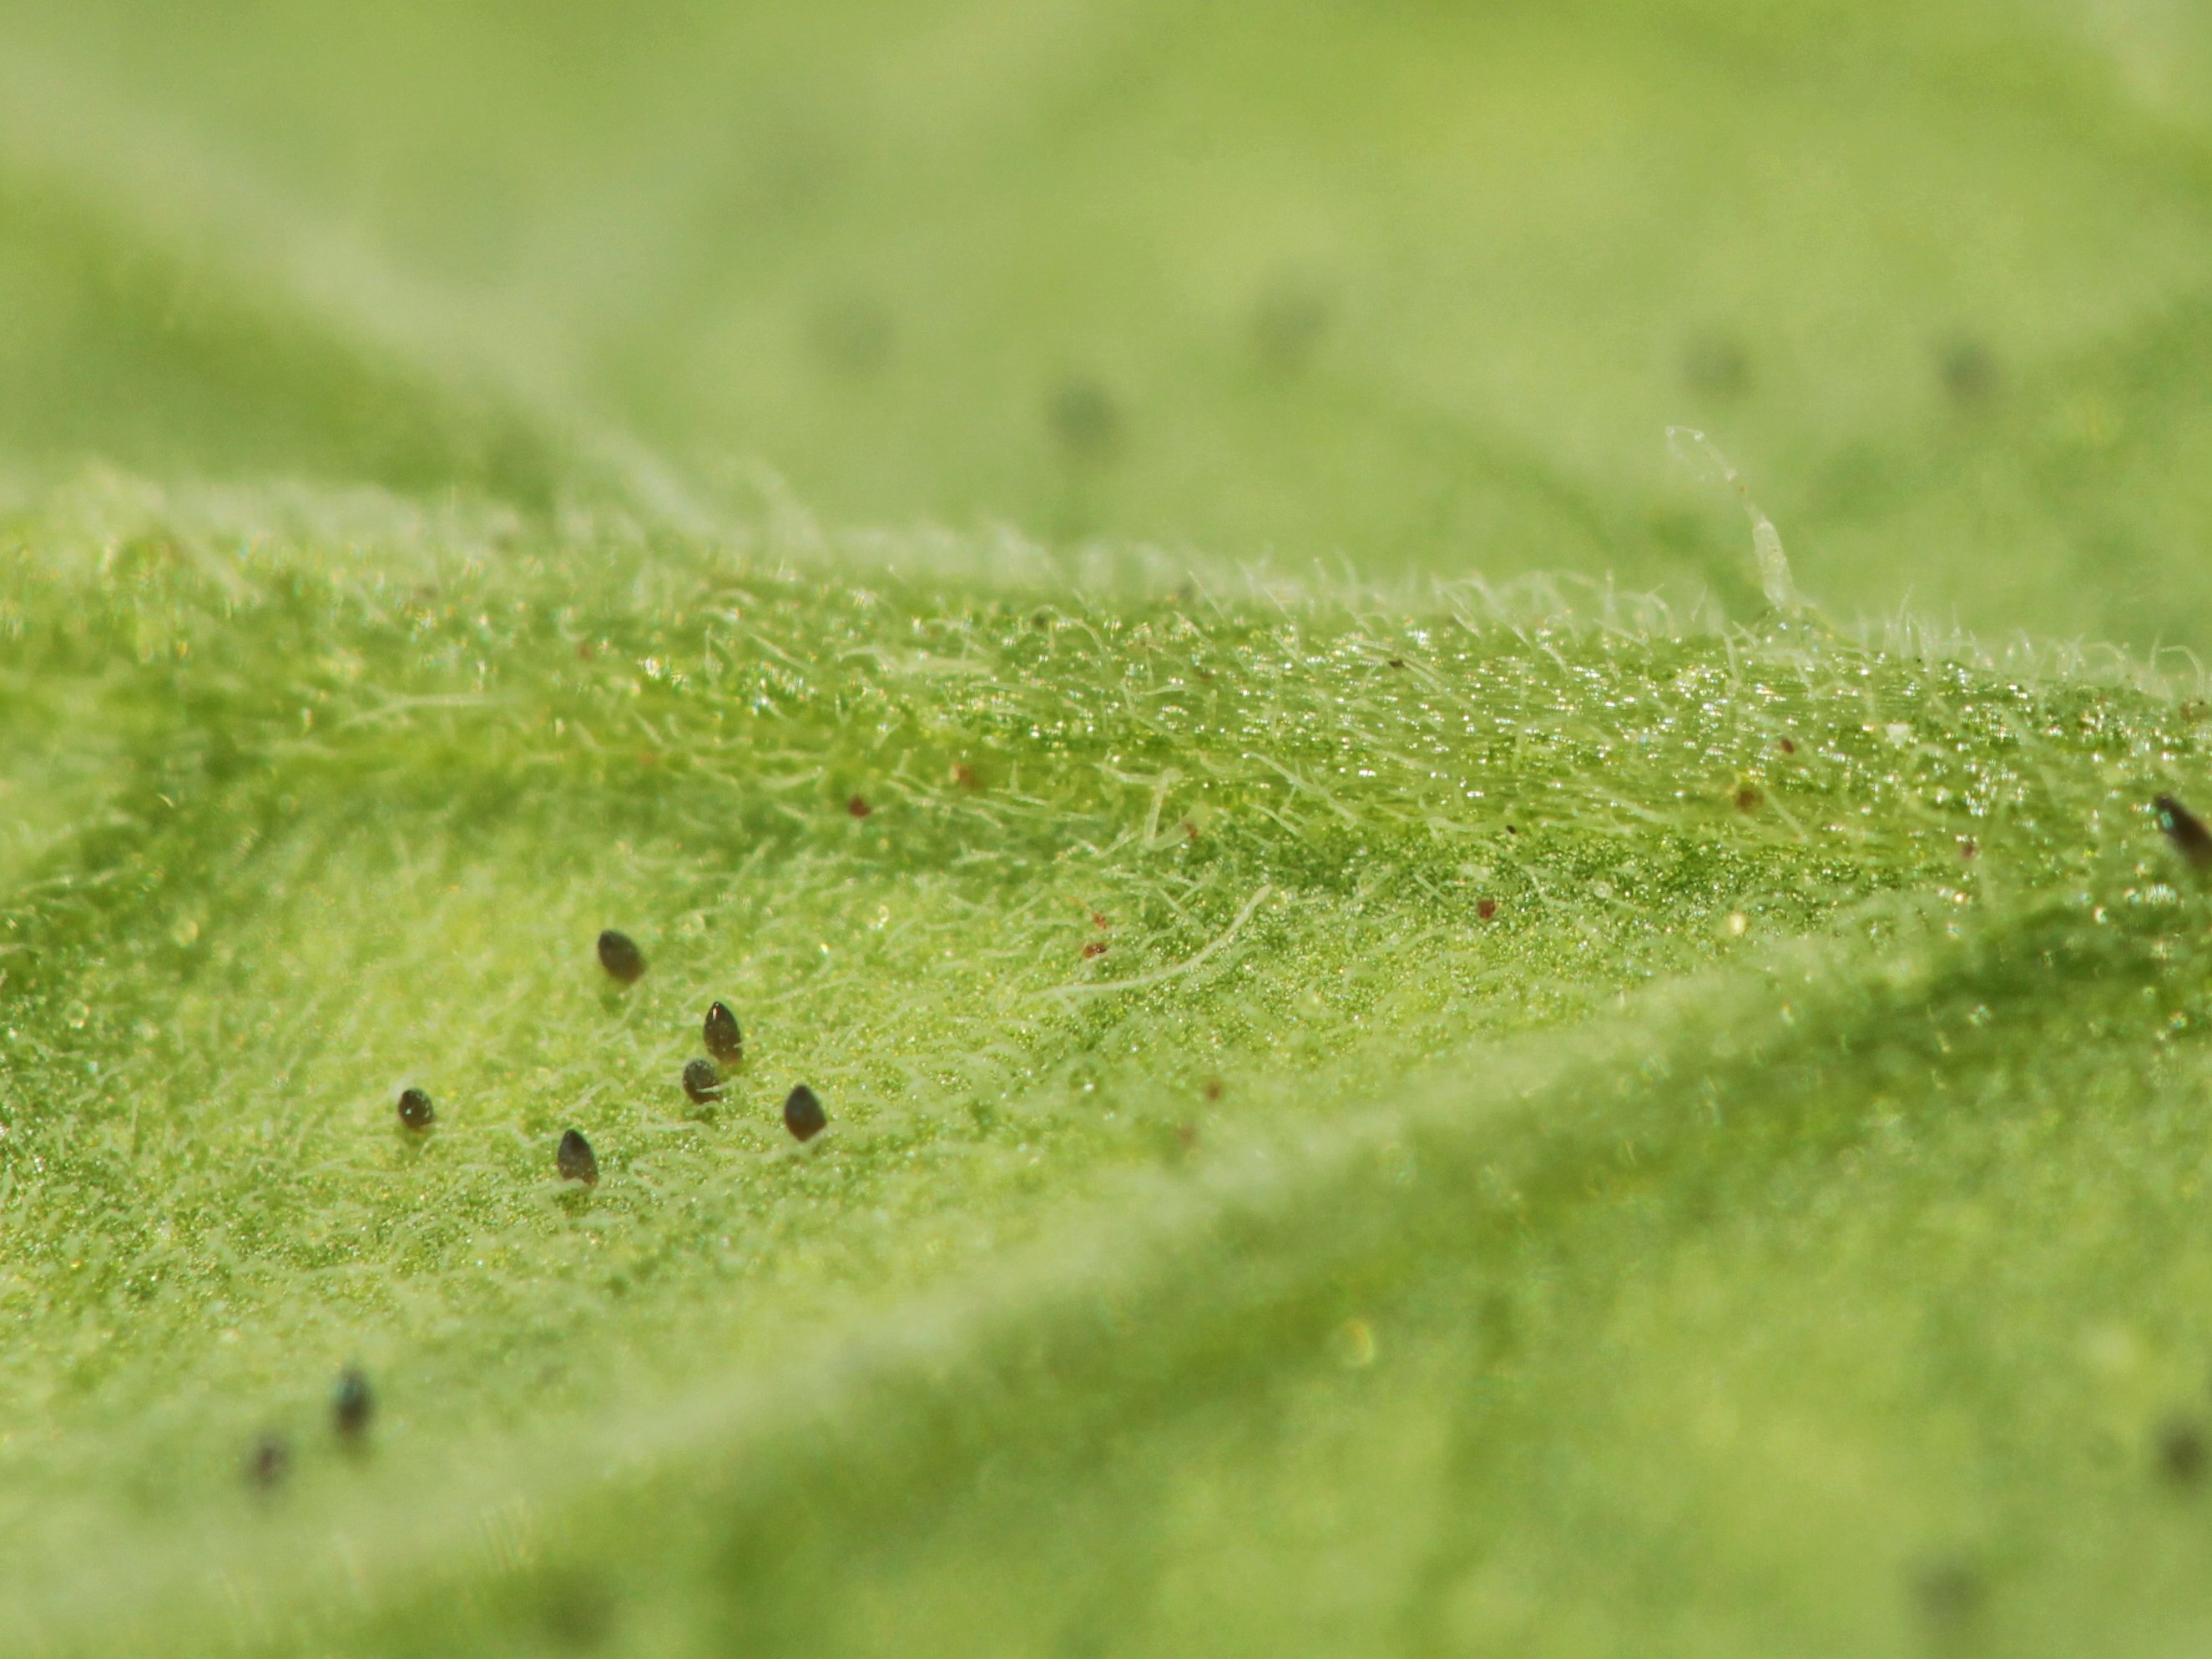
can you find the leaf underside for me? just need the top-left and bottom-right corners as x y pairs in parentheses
(5, 2), (2212, 1654)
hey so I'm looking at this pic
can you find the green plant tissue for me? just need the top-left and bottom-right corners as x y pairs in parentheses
(3, 3), (2212, 1654)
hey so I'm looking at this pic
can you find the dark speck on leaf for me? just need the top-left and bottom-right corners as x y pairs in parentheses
(2159, 1416), (2206, 1486)
(847, 794), (871, 819)
(542, 1574), (616, 1650)
(396, 1087), (434, 1131)
(1910, 1557), (1985, 1628)
(1477, 898), (1498, 921)
(1778, 736), (1796, 754)
(333, 1365), (373, 1440)
(1203, 1077), (1225, 1102)
(1505, 824), (1519, 835)
(1253, 278), (1331, 371)
(1082, 941), (1108, 959)
(705, 1001), (744, 1065)
(1938, 337), (2002, 405)
(784, 1084), (827, 1142)
(597, 930), (645, 985)
(683, 1058), (723, 1105)
(245, 1432), (289, 1490)
(2156, 795), (2212, 870)
(1734, 784), (1764, 814)
(1682, 331), (1751, 400)
(1386, 658), (1405, 669)
(1958, 836), (1979, 860)
(1048, 377), (1120, 461)
(558, 1129), (599, 1186)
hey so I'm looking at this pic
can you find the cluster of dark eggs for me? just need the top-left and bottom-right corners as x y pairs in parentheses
(254, 930), (829, 1487)
(391, 929), (829, 1193)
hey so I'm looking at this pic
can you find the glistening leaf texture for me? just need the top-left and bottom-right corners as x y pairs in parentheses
(4, 1), (2212, 1654)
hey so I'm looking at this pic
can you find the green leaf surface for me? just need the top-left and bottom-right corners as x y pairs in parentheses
(3, 3), (2212, 1653)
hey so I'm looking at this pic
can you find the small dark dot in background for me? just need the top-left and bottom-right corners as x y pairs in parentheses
(1477, 898), (1498, 921)
(683, 1057), (723, 1105)
(1175, 1122), (1199, 1149)
(2159, 1415), (2207, 1487)
(847, 794), (872, 819)
(1938, 336), (2002, 406)
(1203, 1077), (1225, 1102)
(705, 1002), (744, 1065)
(333, 1365), (374, 1440)
(1778, 737), (1796, 754)
(810, 297), (894, 379)
(1682, 331), (1751, 400)
(1505, 824), (1519, 835)
(2157, 794), (2212, 870)
(558, 1129), (599, 1186)
(245, 1432), (289, 1490)
(784, 1084), (827, 1142)
(396, 1087), (435, 1131)
(1048, 376), (1121, 461)
(597, 930), (645, 985)
(542, 1573), (616, 1651)
(1082, 941), (1108, 960)
(1386, 658), (1405, 669)
(1253, 277), (1332, 371)
(1910, 1556), (1985, 1629)
(1957, 837), (1979, 860)
(952, 761), (982, 789)
(1734, 784), (1764, 814)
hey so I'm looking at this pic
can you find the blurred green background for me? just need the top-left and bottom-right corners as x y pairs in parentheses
(4, 0), (2211, 645)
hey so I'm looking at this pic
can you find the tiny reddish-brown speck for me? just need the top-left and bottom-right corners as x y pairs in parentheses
(576, 642), (594, 661)
(1779, 736), (1796, 754)
(1082, 941), (1109, 959)
(1958, 837), (1979, 860)
(1734, 784), (1763, 814)
(847, 794), (871, 819)
(1203, 1077), (1225, 1102)
(1182, 818), (1199, 840)
(1477, 898), (1498, 920)
(1176, 1122), (1199, 1148)
(1091, 910), (1109, 930)
(952, 762), (980, 789)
